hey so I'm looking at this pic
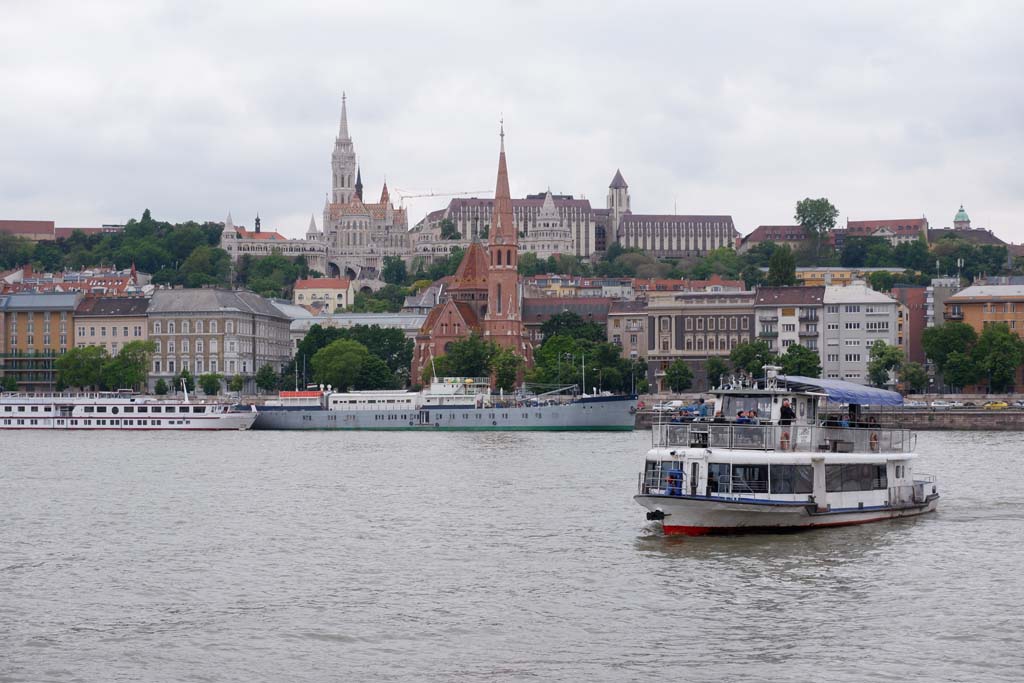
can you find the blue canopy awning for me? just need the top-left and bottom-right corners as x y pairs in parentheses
(777, 375), (904, 406)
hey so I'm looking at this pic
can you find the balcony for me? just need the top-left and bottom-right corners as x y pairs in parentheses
(759, 330), (779, 338)
(947, 310), (964, 320)
(798, 330), (818, 337)
(758, 316), (778, 323)
(799, 315), (819, 323)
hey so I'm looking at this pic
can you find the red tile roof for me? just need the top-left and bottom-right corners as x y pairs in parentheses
(233, 227), (288, 241)
(450, 242), (489, 289)
(294, 277), (351, 290)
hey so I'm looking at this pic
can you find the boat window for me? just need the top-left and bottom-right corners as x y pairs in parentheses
(826, 464), (887, 492)
(137, 406), (148, 413)
(731, 464), (769, 493)
(166, 407), (176, 413)
(97, 406), (107, 413)
(84, 406), (94, 413)
(193, 406), (205, 414)
(769, 464), (814, 494)
(721, 396), (772, 418)
(707, 462), (730, 492)
(124, 406), (134, 413)
(151, 407), (162, 413)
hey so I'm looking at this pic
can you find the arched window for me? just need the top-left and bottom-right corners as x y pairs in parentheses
(497, 284), (503, 314)
(211, 339), (218, 353)
(182, 321), (189, 334)
(153, 322), (162, 334)
(168, 321), (176, 334)
(182, 339), (189, 353)
(226, 321), (234, 334)
(168, 340), (176, 353)
(154, 340), (162, 353)
(197, 340), (204, 353)
(210, 321), (218, 334)
(196, 321), (203, 333)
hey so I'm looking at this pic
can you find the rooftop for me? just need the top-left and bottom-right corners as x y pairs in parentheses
(755, 286), (826, 306)
(823, 283), (897, 305)
(948, 285), (1024, 301)
(75, 296), (150, 317)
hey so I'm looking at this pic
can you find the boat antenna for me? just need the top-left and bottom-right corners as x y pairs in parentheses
(181, 377), (189, 403)
(430, 355), (437, 382)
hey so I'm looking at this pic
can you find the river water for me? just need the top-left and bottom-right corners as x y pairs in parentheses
(2, 429), (1022, 682)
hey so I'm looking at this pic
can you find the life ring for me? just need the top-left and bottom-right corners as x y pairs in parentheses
(870, 431), (879, 452)
(629, 406), (637, 415)
(780, 430), (791, 451)
(492, 420), (497, 426)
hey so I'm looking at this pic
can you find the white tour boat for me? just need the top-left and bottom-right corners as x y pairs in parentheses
(0, 390), (257, 431)
(634, 369), (939, 535)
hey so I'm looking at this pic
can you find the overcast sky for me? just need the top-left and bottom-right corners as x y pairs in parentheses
(2, 1), (1022, 243)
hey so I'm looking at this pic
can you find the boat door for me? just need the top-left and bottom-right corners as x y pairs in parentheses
(418, 410), (430, 426)
(690, 461), (700, 496)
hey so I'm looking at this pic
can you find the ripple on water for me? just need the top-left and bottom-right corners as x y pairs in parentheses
(0, 429), (1021, 681)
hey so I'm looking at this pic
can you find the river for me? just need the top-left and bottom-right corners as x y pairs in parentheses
(2, 430), (1021, 681)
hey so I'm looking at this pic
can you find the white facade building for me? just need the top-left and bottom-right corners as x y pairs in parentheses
(822, 283), (900, 385)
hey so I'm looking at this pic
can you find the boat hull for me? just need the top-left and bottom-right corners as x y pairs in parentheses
(634, 493), (939, 535)
(253, 396), (637, 431)
(0, 412), (257, 431)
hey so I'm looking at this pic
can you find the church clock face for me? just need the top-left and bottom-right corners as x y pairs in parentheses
(495, 236), (505, 245)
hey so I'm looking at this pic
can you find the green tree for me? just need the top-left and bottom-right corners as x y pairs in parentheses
(310, 339), (395, 391)
(540, 311), (605, 342)
(899, 362), (928, 393)
(730, 340), (777, 377)
(154, 378), (169, 395)
(868, 271), (896, 292)
(943, 351), (979, 391)
(867, 340), (904, 388)
(663, 359), (694, 393)
(921, 322), (977, 375)
(766, 245), (797, 286)
(972, 322), (1024, 393)
(517, 251), (545, 276)
(175, 368), (196, 393)
(780, 344), (821, 378)
(102, 340), (155, 391)
(382, 256), (408, 285)
(795, 197), (839, 258)
(439, 219), (460, 240)
(437, 334), (493, 378)
(255, 364), (279, 393)
(2, 374), (18, 391)
(491, 348), (524, 392)
(199, 373), (223, 395)
(705, 356), (730, 389)
(55, 346), (109, 390)
(228, 375), (245, 393)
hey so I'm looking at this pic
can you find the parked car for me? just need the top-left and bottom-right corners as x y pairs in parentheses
(962, 401), (977, 407)
(930, 400), (953, 409)
(903, 400), (928, 408)
(950, 401), (966, 408)
(983, 401), (1009, 410)
(652, 400), (686, 412)
(1014, 400), (1024, 409)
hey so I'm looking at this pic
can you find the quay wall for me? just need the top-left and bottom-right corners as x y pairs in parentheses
(635, 409), (1024, 431)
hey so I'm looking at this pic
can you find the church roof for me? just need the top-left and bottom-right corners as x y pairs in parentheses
(609, 169), (628, 189)
(450, 241), (489, 289)
(419, 299), (480, 335)
(955, 205), (970, 223)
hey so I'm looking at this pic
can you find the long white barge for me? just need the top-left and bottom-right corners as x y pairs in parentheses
(634, 371), (939, 535)
(0, 392), (257, 431)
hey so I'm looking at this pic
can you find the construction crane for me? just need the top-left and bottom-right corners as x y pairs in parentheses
(392, 188), (491, 208)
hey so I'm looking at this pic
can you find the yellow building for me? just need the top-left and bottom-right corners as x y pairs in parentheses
(945, 284), (1024, 390)
(794, 267), (908, 287)
(73, 296), (150, 354)
(0, 292), (81, 390)
(293, 277), (355, 312)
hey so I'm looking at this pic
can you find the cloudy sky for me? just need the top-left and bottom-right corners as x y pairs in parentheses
(2, 1), (1022, 243)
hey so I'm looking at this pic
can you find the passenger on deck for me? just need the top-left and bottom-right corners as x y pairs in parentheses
(735, 411), (751, 424)
(698, 398), (712, 418)
(748, 409), (761, 425)
(779, 399), (796, 426)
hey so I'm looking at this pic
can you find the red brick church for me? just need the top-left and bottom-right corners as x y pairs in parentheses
(411, 126), (534, 382)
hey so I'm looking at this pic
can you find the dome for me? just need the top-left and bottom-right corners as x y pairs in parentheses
(954, 205), (970, 223)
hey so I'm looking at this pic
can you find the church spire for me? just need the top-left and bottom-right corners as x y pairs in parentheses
(339, 92), (350, 140)
(492, 119), (514, 244)
(380, 179), (390, 205)
(355, 166), (363, 201)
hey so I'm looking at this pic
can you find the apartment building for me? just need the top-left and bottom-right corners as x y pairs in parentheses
(821, 283), (900, 385)
(754, 287), (825, 355)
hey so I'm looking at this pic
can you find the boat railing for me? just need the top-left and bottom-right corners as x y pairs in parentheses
(653, 423), (916, 453)
(719, 476), (768, 494)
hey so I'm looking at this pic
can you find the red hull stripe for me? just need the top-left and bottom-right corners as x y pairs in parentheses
(662, 515), (897, 536)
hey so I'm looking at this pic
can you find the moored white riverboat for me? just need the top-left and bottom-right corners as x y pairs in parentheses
(0, 391), (257, 430)
(634, 370), (939, 535)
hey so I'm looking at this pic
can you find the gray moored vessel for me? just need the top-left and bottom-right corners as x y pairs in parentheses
(253, 377), (637, 431)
